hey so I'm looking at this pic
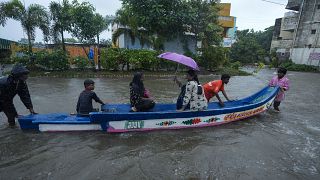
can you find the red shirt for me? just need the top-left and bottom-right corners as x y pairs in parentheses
(203, 80), (224, 101)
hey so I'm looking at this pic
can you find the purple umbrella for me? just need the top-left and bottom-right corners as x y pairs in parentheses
(158, 52), (200, 71)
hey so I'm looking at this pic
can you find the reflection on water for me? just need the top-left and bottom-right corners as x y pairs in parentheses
(0, 69), (319, 179)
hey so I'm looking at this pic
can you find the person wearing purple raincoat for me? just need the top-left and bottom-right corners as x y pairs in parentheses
(269, 67), (290, 112)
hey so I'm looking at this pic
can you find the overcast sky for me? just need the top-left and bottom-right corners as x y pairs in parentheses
(0, 0), (289, 42)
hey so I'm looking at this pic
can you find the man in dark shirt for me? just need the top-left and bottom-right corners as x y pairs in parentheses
(0, 64), (36, 127)
(76, 79), (104, 115)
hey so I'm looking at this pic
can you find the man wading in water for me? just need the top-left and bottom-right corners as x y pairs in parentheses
(0, 64), (37, 127)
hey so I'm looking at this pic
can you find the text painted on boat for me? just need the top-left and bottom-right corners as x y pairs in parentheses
(224, 106), (265, 122)
(125, 120), (144, 129)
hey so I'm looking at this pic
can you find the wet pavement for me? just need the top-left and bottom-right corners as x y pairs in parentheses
(0, 68), (319, 180)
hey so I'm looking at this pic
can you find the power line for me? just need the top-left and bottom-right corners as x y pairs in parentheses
(261, 0), (286, 6)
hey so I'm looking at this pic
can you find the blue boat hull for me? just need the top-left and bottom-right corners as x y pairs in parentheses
(18, 86), (279, 132)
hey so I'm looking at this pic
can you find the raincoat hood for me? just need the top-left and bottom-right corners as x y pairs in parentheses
(11, 64), (29, 77)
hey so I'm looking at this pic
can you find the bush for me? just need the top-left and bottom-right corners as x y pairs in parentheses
(35, 50), (69, 70)
(200, 46), (229, 70)
(72, 56), (92, 70)
(280, 60), (318, 72)
(127, 49), (159, 70)
(100, 48), (126, 70)
(230, 61), (241, 70)
(101, 48), (166, 71)
(11, 55), (30, 65)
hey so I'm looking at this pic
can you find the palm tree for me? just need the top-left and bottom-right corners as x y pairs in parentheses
(2, 0), (49, 54)
(49, 0), (72, 52)
(0, 2), (7, 26)
(92, 13), (108, 70)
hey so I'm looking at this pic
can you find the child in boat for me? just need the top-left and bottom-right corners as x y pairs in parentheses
(130, 72), (155, 112)
(175, 69), (207, 111)
(202, 74), (232, 107)
(76, 79), (104, 115)
(269, 67), (290, 112)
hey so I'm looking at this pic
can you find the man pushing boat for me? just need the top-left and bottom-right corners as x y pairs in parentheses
(0, 64), (37, 127)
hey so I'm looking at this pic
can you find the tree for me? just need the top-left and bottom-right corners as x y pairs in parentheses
(187, 0), (222, 49)
(92, 13), (107, 70)
(114, 0), (222, 53)
(230, 29), (265, 64)
(2, 0), (50, 54)
(70, 1), (95, 42)
(0, 2), (7, 26)
(114, 0), (191, 50)
(100, 38), (112, 47)
(49, 0), (72, 52)
(70, 0), (96, 57)
(64, 37), (78, 43)
(255, 26), (274, 52)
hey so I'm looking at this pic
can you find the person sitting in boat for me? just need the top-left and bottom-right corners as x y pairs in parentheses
(203, 74), (232, 107)
(174, 69), (207, 111)
(76, 79), (105, 115)
(0, 64), (37, 127)
(268, 67), (290, 112)
(130, 72), (155, 112)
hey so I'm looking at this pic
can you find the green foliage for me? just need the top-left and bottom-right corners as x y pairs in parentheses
(2, 0), (50, 53)
(72, 56), (91, 70)
(70, 1), (96, 43)
(269, 49), (280, 68)
(200, 46), (229, 70)
(215, 66), (251, 76)
(230, 34), (265, 63)
(127, 49), (159, 70)
(64, 38), (78, 43)
(100, 48), (127, 70)
(99, 39), (112, 47)
(230, 27), (274, 65)
(255, 26), (274, 52)
(115, 0), (222, 53)
(253, 62), (265, 73)
(230, 61), (241, 70)
(34, 50), (69, 70)
(0, 2), (7, 26)
(50, 0), (73, 50)
(280, 60), (318, 72)
(100, 48), (173, 71)
(11, 55), (30, 65)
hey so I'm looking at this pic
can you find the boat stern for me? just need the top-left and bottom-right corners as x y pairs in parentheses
(18, 115), (39, 130)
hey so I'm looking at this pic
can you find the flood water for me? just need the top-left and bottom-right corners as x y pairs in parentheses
(0, 69), (319, 180)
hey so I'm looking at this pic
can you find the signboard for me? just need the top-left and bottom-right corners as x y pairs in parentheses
(309, 53), (320, 60)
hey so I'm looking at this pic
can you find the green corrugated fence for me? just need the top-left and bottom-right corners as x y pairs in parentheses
(0, 38), (13, 50)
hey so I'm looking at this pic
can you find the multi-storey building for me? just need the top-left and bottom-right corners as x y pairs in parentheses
(271, 0), (320, 66)
(218, 3), (237, 47)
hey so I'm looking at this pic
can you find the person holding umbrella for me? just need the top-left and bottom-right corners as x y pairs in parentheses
(157, 52), (206, 111)
(174, 69), (207, 111)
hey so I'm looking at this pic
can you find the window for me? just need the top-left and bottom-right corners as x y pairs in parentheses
(311, 29), (316, 34)
(317, 5), (320, 9)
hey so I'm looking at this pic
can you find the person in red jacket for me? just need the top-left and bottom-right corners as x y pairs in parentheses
(203, 74), (232, 107)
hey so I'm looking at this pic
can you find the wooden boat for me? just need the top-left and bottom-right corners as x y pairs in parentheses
(18, 86), (279, 132)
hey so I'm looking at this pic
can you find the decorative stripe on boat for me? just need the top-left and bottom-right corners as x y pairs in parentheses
(39, 124), (101, 132)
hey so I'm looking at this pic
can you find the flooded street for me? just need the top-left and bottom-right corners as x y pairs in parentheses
(0, 68), (319, 180)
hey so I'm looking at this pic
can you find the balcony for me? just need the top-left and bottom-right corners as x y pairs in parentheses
(286, 0), (302, 11)
(282, 13), (298, 31)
